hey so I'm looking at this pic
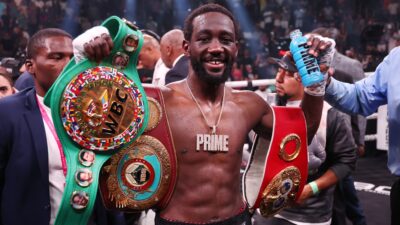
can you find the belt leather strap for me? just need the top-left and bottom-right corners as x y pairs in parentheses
(242, 106), (308, 217)
(44, 16), (149, 225)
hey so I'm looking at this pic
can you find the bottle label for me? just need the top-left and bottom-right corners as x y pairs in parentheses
(290, 32), (323, 87)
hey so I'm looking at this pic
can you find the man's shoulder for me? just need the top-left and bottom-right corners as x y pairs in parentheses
(327, 106), (348, 117)
(333, 52), (364, 82)
(165, 67), (178, 76)
(14, 71), (34, 91)
(169, 56), (189, 73)
(384, 46), (400, 63)
(327, 107), (351, 126)
(0, 88), (34, 114)
(161, 81), (186, 100)
(230, 88), (269, 109)
(0, 88), (31, 104)
(169, 58), (189, 72)
(389, 46), (400, 55)
(231, 88), (261, 98)
(177, 55), (189, 64)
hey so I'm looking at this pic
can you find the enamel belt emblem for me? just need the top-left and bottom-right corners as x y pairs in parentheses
(60, 66), (145, 151)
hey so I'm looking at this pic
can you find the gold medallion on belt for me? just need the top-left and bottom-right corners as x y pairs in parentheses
(60, 66), (145, 151)
(144, 97), (162, 132)
(279, 134), (301, 162)
(102, 135), (171, 210)
(259, 166), (301, 217)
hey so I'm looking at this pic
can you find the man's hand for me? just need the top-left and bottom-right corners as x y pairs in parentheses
(301, 34), (336, 95)
(357, 145), (365, 157)
(73, 26), (114, 63)
(306, 34), (336, 71)
(295, 183), (313, 205)
(83, 34), (114, 63)
(306, 35), (333, 58)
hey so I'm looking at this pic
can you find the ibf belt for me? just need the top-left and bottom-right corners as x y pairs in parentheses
(99, 84), (177, 211)
(242, 106), (308, 217)
(44, 16), (149, 225)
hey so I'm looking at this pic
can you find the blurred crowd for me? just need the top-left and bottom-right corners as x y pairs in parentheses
(1, 0), (400, 81)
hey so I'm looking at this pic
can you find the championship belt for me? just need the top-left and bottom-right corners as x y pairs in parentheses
(99, 84), (177, 211)
(242, 106), (308, 217)
(44, 16), (149, 225)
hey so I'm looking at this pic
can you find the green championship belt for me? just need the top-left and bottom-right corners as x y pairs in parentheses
(44, 16), (149, 225)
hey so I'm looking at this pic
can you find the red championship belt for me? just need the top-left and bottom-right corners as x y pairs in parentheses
(99, 84), (177, 211)
(242, 106), (308, 217)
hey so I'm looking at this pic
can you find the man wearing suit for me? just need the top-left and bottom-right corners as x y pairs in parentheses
(161, 29), (189, 84)
(0, 28), (124, 225)
(0, 28), (73, 225)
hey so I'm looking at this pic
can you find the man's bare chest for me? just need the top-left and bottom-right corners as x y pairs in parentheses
(166, 107), (250, 154)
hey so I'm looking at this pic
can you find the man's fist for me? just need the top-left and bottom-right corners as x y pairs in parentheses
(73, 26), (114, 63)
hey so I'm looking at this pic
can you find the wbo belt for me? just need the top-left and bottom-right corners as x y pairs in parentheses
(44, 16), (149, 225)
(99, 84), (178, 211)
(242, 106), (308, 217)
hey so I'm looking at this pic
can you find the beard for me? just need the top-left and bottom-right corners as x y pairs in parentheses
(190, 56), (233, 85)
(276, 94), (289, 106)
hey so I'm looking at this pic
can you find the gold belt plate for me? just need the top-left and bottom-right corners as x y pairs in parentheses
(259, 166), (301, 217)
(60, 66), (145, 151)
(103, 135), (172, 210)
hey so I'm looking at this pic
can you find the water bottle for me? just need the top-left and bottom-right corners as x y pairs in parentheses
(289, 29), (323, 87)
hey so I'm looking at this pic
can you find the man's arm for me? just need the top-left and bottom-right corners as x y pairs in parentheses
(296, 35), (335, 143)
(325, 76), (385, 117)
(301, 94), (324, 144)
(325, 109), (357, 178)
(325, 47), (400, 116)
(297, 108), (357, 204)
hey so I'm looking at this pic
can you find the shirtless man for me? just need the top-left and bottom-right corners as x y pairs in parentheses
(81, 4), (327, 225)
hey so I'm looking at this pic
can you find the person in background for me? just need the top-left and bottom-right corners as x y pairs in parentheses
(138, 30), (169, 85)
(325, 44), (400, 225)
(161, 29), (189, 84)
(0, 66), (15, 98)
(259, 53), (357, 225)
(0, 28), (74, 225)
(160, 29), (189, 84)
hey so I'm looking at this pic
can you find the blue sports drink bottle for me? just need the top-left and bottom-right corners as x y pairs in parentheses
(289, 29), (323, 87)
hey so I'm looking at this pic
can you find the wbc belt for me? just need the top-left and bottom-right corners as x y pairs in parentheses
(242, 106), (308, 217)
(44, 16), (149, 225)
(99, 84), (177, 211)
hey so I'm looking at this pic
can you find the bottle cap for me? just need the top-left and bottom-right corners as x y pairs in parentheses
(290, 29), (302, 39)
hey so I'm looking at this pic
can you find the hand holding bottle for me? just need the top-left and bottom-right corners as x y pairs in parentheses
(289, 29), (335, 96)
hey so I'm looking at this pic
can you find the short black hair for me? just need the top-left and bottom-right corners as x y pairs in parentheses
(183, 3), (239, 41)
(27, 28), (72, 59)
